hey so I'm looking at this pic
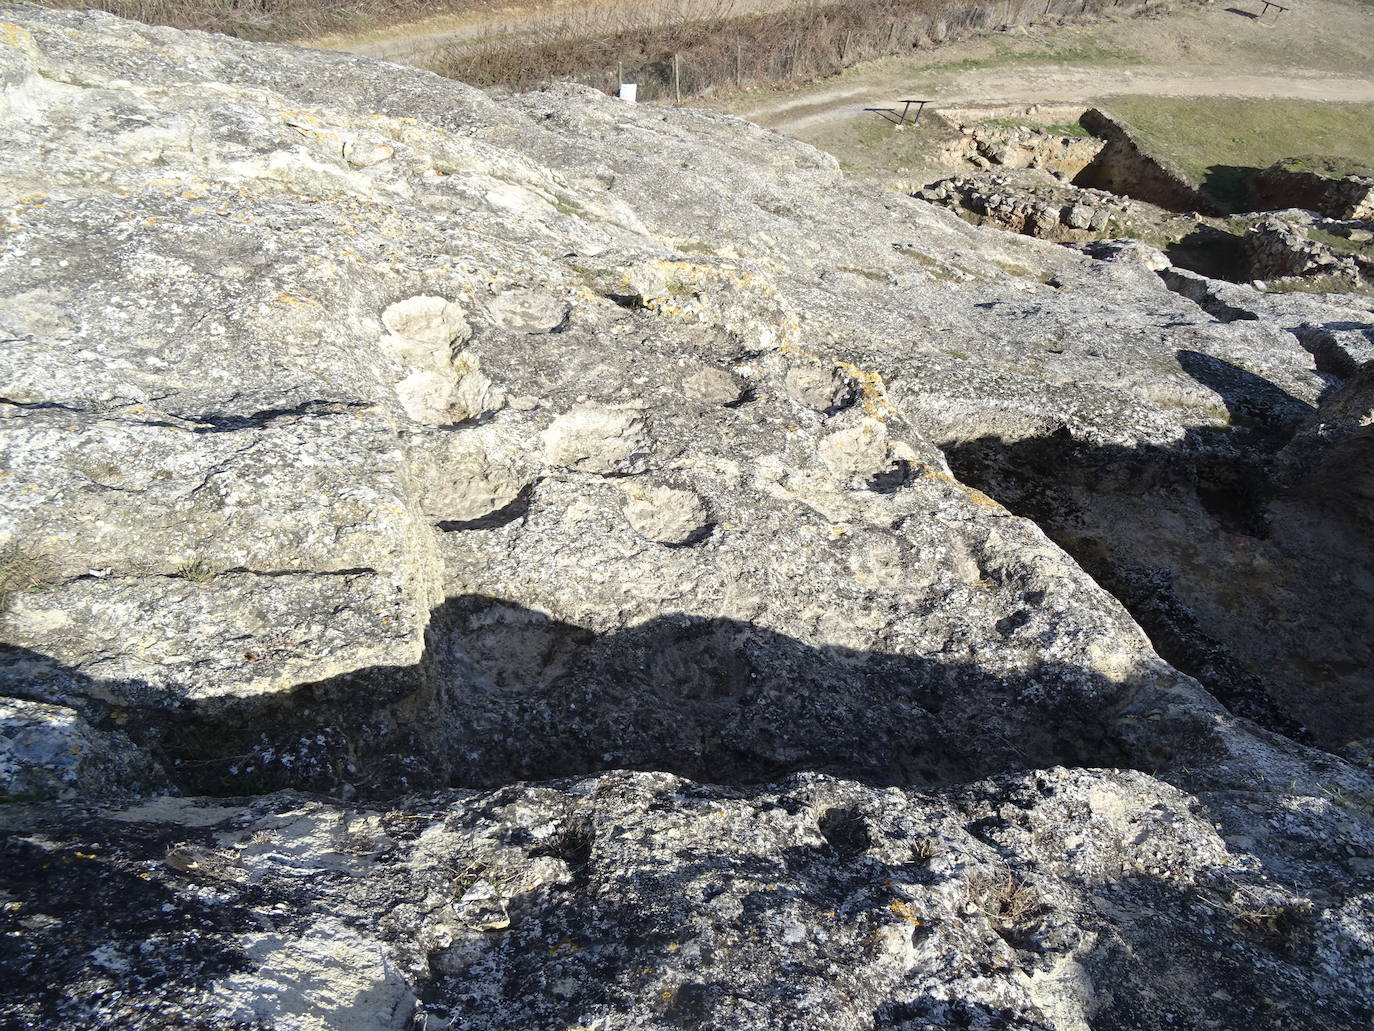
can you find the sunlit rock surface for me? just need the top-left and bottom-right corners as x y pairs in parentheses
(0, 5), (1372, 1028)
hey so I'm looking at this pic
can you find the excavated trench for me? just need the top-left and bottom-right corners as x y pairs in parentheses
(935, 107), (1371, 285)
(945, 431), (1299, 732)
(922, 137), (1373, 720)
(1071, 108), (1222, 217)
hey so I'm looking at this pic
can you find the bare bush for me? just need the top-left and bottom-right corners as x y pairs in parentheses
(34, 0), (1141, 95)
(434, 0), (1127, 101)
(38, 0), (456, 41)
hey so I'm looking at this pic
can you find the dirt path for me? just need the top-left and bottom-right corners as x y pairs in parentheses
(753, 67), (1374, 135)
(303, 0), (1373, 114)
(727, 0), (1374, 134)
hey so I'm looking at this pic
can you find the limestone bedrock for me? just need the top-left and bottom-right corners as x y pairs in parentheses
(0, 6), (1372, 1030)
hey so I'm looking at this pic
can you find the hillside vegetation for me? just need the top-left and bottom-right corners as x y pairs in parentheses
(1101, 96), (1374, 208)
(432, 0), (1148, 101)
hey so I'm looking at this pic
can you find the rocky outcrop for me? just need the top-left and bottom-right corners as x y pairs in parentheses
(932, 116), (1105, 179)
(8, 767), (1374, 1031)
(0, 6), (1372, 1029)
(917, 169), (1129, 240)
(1277, 360), (1374, 529)
(920, 172), (1374, 290)
(1246, 212), (1374, 291)
(914, 169), (1256, 281)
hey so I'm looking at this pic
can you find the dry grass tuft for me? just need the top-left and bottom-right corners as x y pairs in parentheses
(968, 869), (1041, 932)
(0, 548), (57, 611)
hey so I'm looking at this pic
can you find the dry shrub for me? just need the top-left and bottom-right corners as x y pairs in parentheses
(0, 548), (56, 611)
(435, 0), (1121, 100)
(34, 0), (1128, 93)
(968, 869), (1042, 933)
(37, 0), (456, 41)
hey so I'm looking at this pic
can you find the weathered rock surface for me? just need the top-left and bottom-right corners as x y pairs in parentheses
(917, 169), (1374, 291)
(928, 114), (1106, 180)
(916, 168), (1131, 242)
(6, 768), (1374, 1031)
(0, 5), (1372, 1029)
(1245, 211), (1374, 292)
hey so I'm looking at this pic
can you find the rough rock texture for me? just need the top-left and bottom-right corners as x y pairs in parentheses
(0, 5), (1373, 1029)
(1245, 212), (1374, 292)
(929, 115), (1105, 180)
(921, 172), (1374, 291)
(1277, 360), (1374, 532)
(6, 768), (1374, 1031)
(916, 169), (1130, 241)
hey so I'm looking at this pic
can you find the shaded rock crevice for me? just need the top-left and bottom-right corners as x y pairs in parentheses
(942, 352), (1373, 754)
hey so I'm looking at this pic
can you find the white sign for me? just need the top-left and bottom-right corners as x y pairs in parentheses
(619, 83), (637, 103)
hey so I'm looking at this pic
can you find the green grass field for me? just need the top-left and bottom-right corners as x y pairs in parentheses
(1099, 96), (1374, 208)
(800, 113), (961, 180)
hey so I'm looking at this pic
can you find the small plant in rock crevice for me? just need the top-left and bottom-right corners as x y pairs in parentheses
(1231, 895), (1314, 951)
(531, 817), (596, 874)
(911, 836), (942, 862)
(175, 557), (223, 584)
(968, 870), (1042, 938)
(1196, 877), (1317, 953)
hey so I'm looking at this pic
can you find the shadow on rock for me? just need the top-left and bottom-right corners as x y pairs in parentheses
(1163, 225), (1250, 282)
(1177, 348), (1315, 446)
(0, 813), (271, 1027)
(4, 591), (1206, 800)
(1198, 163), (1262, 214)
(944, 352), (1372, 754)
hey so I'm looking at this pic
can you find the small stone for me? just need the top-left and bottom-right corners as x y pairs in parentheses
(394, 370), (456, 425)
(411, 445), (525, 523)
(820, 417), (890, 481)
(785, 365), (854, 414)
(1065, 204), (1094, 230)
(393, 354), (501, 425)
(343, 139), (394, 169)
(684, 368), (744, 405)
(382, 296), (470, 352)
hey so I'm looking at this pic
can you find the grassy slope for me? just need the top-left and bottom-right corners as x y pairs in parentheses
(1101, 95), (1374, 203)
(810, 116), (961, 182)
